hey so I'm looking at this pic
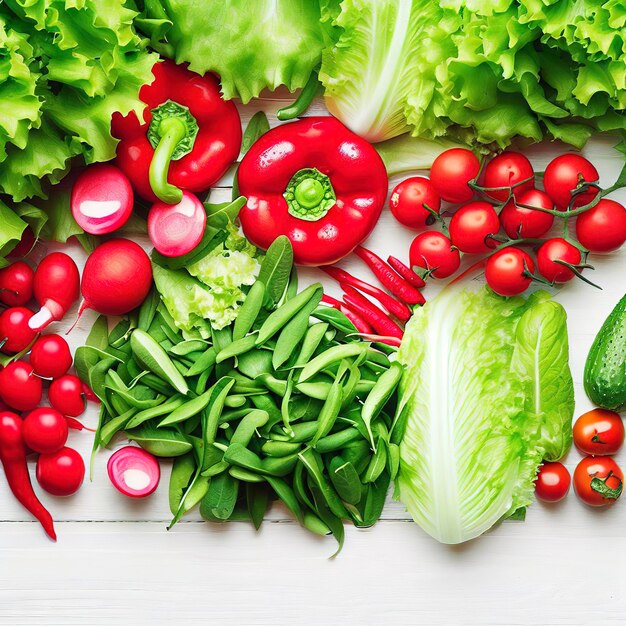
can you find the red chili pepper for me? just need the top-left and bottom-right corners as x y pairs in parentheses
(354, 246), (425, 306)
(357, 334), (402, 348)
(237, 117), (388, 266)
(321, 294), (373, 335)
(0, 411), (56, 540)
(112, 60), (242, 204)
(387, 256), (426, 289)
(321, 266), (411, 322)
(341, 286), (404, 339)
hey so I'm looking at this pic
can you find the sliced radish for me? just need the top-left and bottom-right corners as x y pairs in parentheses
(148, 191), (206, 257)
(71, 164), (134, 235)
(107, 446), (160, 498)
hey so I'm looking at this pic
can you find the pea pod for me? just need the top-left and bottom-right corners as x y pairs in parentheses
(99, 409), (137, 447)
(127, 424), (193, 457)
(314, 427), (361, 454)
(130, 329), (189, 396)
(266, 476), (303, 523)
(311, 377), (343, 446)
(170, 339), (209, 356)
(169, 471), (209, 528)
(303, 511), (331, 536)
(363, 438), (387, 483)
(231, 409), (269, 447)
(293, 461), (316, 511)
(261, 440), (302, 457)
(138, 287), (160, 331)
(159, 388), (215, 427)
(185, 347), (217, 378)
(228, 466), (265, 483)
(224, 443), (298, 477)
(216, 334), (258, 363)
(125, 395), (186, 430)
(295, 322), (328, 366)
(298, 343), (369, 382)
(247, 483), (270, 530)
(201, 378), (236, 471)
(233, 280), (265, 340)
(169, 453), (196, 515)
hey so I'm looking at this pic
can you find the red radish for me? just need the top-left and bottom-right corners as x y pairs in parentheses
(36, 446), (85, 496)
(0, 307), (36, 354)
(71, 164), (134, 235)
(49, 375), (85, 417)
(30, 334), (73, 379)
(0, 261), (35, 306)
(79, 239), (152, 316)
(0, 361), (42, 411)
(107, 446), (161, 498)
(321, 266), (411, 321)
(321, 294), (374, 335)
(66, 417), (95, 432)
(82, 383), (100, 404)
(341, 285), (404, 339)
(23, 407), (69, 455)
(354, 246), (425, 306)
(386, 256), (426, 288)
(29, 252), (80, 332)
(357, 334), (402, 348)
(148, 191), (207, 257)
(8, 227), (35, 258)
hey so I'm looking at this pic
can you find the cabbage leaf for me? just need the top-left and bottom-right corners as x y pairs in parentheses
(396, 287), (573, 544)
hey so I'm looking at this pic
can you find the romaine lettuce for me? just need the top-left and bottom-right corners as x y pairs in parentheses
(396, 287), (573, 544)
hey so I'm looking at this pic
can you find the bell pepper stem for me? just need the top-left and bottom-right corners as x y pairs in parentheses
(277, 69), (321, 121)
(149, 117), (187, 204)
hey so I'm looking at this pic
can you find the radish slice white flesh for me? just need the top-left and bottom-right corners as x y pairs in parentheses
(107, 446), (160, 498)
(148, 191), (207, 257)
(71, 164), (134, 235)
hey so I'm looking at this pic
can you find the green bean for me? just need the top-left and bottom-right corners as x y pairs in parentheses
(107, 388), (131, 417)
(295, 322), (328, 366)
(130, 329), (189, 396)
(366, 348), (391, 369)
(311, 376), (343, 445)
(298, 343), (369, 382)
(314, 427), (361, 454)
(159, 388), (214, 427)
(157, 305), (182, 339)
(185, 347), (217, 377)
(261, 440), (301, 457)
(216, 334), (258, 363)
(256, 283), (323, 346)
(195, 368), (213, 395)
(362, 361), (402, 449)
(233, 280), (265, 340)
(201, 378), (235, 470)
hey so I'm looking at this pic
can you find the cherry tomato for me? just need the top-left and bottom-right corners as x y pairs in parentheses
(0, 306), (36, 354)
(575, 199), (626, 253)
(535, 462), (571, 502)
(449, 201), (500, 254)
(23, 407), (69, 455)
(485, 247), (535, 297)
(0, 361), (42, 411)
(409, 232), (460, 279)
(574, 456), (623, 507)
(389, 177), (441, 230)
(0, 261), (35, 307)
(543, 154), (599, 210)
(429, 148), (480, 203)
(482, 151), (534, 202)
(36, 446), (85, 496)
(536, 238), (582, 283)
(500, 189), (555, 239)
(30, 334), (73, 379)
(573, 409), (624, 456)
(48, 374), (86, 417)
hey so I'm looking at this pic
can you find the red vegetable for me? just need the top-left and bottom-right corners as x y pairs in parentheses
(148, 191), (207, 257)
(386, 256), (425, 289)
(482, 151), (534, 202)
(79, 239), (152, 317)
(389, 176), (441, 230)
(574, 456), (623, 507)
(0, 307), (36, 354)
(66, 417), (95, 432)
(8, 227), (35, 259)
(573, 409), (624, 456)
(238, 117), (388, 266)
(112, 60), (241, 204)
(543, 154), (599, 210)
(500, 189), (555, 239)
(354, 246), (424, 306)
(429, 148), (480, 203)
(536, 238), (582, 284)
(449, 201), (500, 254)
(107, 446), (161, 498)
(0, 411), (56, 540)
(0, 261), (34, 307)
(341, 286), (403, 339)
(575, 198), (626, 253)
(321, 294), (374, 335)
(29, 252), (80, 332)
(535, 462), (570, 503)
(485, 248), (535, 297)
(409, 232), (460, 279)
(321, 266), (411, 321)
(0, 361), (42, 411)
(30, 334), (73, 379)
(23, 407), (69, 455)
(49, 375), (86, 417)
(37, 446), (85, 497)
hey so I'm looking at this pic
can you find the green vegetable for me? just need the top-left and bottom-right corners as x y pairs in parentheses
(584, 294), (626, 411)
(396, 286), (574, 545)
(320, 0), (626, 147)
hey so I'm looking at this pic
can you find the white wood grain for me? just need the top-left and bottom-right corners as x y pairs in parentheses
(0, 95), (624, 625)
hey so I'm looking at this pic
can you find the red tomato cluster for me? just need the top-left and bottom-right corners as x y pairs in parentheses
(389, 149), (626, 296)
(0, 258), (91, 498)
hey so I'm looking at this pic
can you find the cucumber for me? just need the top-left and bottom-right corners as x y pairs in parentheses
(584, 294), (626, 411)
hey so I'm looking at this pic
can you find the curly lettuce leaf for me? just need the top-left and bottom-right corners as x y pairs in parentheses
(0, 201), (27, 267)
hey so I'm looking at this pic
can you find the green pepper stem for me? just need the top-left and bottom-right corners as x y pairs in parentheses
(149, 117), (187, 204)
(277, 69), (321, 121)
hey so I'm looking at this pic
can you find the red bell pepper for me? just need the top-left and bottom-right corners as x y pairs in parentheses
(112, 60), (242, 204)
(237, 117), (388, 266)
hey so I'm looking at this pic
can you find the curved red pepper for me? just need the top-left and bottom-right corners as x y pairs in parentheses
(238, 117), (388, 266)
(112, 60), (241, 204)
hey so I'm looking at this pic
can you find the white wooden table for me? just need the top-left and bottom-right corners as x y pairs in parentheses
(1, 98), (625, 626)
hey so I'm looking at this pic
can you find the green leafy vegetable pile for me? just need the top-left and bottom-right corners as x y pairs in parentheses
(77, 238), (401, 550)
(396, 286), (574, 544)
(320, 0), (626, 147)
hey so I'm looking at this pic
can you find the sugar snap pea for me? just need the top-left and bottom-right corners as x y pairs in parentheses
(185, 347), (217, 377)
(228, 466), (265, 483)
(266, 476), (303, 523)
(311, 377), (343, 446)
(261, 440), (301, 457)
(201, 378), (235, 471)
(216, 334), (258, 363)
(99, 409), (137, 447)
(224, 444), (298, 477)
(127, 424), (193, 457)
(233, 280), (265, 340)
(295, 322), (328, 366)
(130, 329), (189, 396)
(256, 235), (293, 307)
(170, 339), (209, 356)
(314, 427), (361, 454)
(230, 409), (269, 447)
(362, 361), (402, 450)
(169, 453), (196, 515)
(138, 286), (160, 331)
(126, 395), (186, 430)
(159, 388), (214, 427)
(298, 343), (369, 382)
